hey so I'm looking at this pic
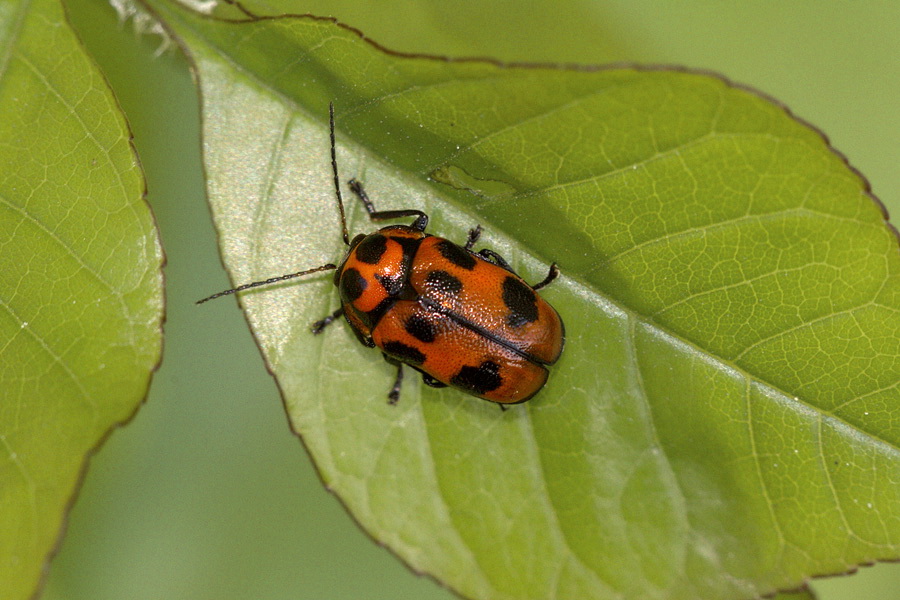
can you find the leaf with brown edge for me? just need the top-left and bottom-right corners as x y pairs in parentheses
(148, 1), (900, 599)
(0, 0), (164, 598)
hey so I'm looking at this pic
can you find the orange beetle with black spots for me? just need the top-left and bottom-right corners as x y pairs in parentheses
(199, 104), (564, 406)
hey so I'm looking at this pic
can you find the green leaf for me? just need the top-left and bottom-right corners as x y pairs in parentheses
(206, 0), (633, 63)
(773, 588), (818, 600)
(0, 0), (163, 597)
(152, 2), (899, 599)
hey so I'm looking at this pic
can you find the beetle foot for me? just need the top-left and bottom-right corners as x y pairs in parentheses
(387, 364), (404, 404)
(311, 307), (343, 334)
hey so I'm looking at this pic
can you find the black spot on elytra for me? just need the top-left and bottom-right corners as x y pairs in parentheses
(393, 235), (424, 259)
(375, 273), (403, 296)
(349, 233), (366, 249)
(383, 341), (426, 365)
(365, 296), (396, 329)
(436, 239), (476, 270)
(502, 276), (538, 328)
(425, 270), (462, 295)
(355, 234), (388, 264)
(451, 360), (502, 395)
(340, 268), (367, 302)
(405, 313), (436, 343)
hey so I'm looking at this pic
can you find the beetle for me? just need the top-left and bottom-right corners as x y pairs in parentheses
(199, 104), (564, 405)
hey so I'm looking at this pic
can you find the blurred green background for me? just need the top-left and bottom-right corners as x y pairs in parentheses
(43, 1), (899, 599)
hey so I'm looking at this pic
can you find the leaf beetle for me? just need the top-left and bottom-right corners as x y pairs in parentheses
(199, 104), (564, 405)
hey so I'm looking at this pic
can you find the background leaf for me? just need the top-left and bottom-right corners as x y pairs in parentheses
(44, 1), (900, 599)
(776, 589), (818, 600)
(133, 3), (898, 599)
(0, 0), (163, 598)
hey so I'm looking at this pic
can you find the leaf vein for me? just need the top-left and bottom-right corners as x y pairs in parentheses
(0, 295), (97, 415)
(0, 192), (121, 296)
(733, 301), (898, 362)
(15, 52), (131, 208)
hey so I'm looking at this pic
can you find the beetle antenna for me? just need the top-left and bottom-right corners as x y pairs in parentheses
(196, 263), (337, 304)
(330, 102), (350, 246)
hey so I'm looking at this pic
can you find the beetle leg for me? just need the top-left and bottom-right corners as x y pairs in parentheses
(531, 263), (560, 291)
(478, 248), (559, 291)
(348, 179), (429, 231)
(464, 225), (483, 250)
(387, 363), (404, 405)
(421, 372), (448, 388)
(477, 248), (514, 272)
(311, 307), (343, 334)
